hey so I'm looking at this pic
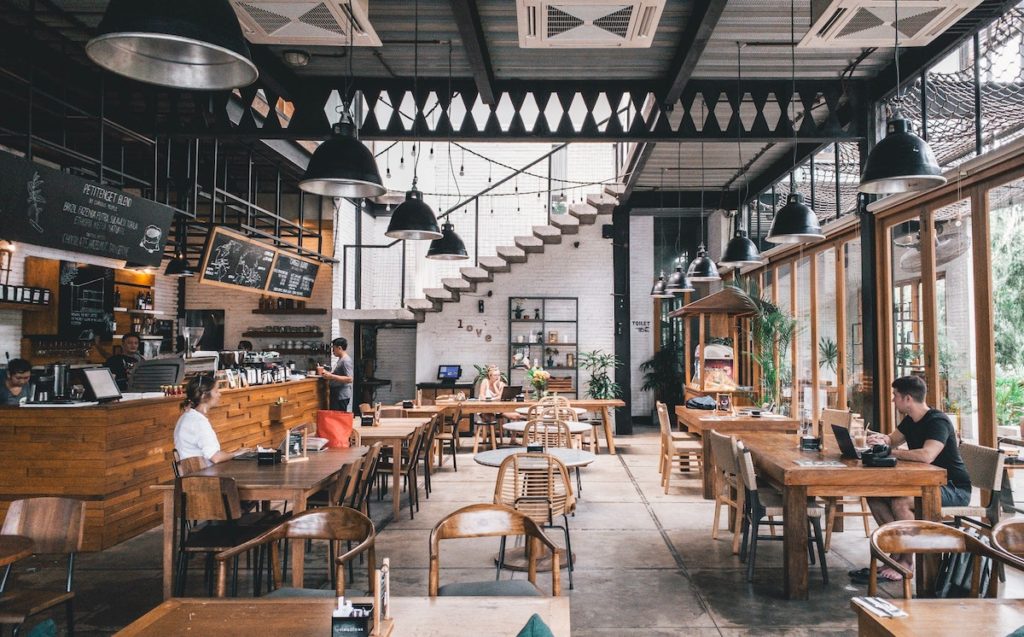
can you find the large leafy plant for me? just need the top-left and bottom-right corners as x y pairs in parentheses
(729, 281), (796, 407)
(640, 338), (684, 408)
(578, 350), (622, 399)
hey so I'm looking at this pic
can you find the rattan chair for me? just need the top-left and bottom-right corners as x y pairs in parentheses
(434, 402), (461, 471)
(493, 453), (577, 589)
(523, 419), (574, 449)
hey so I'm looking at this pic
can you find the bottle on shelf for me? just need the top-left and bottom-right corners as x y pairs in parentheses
(113, 288), (121, 308)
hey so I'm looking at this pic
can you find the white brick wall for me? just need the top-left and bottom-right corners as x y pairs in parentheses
(629, 217), (655, 419)
(415, 219), (614, 399)
(373, 327), (417, 404)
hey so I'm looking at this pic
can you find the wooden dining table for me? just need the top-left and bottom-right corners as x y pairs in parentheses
(151, 446), (367, 600)
(357, 417), (431, 519)
(850, 597), (1024, 636)
(675, 406), (800, 499)
(115, 596), (571, 636)
(740, 432), (947, 600)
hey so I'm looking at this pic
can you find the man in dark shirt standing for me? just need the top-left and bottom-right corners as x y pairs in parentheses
(318, 337), (354, 411)
(864, 375), (971, 581)
(0, 358), (33, 406)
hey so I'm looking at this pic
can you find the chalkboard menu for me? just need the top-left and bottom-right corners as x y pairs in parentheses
(58, 261), (115, 339)
(0, 151), (174, 266)
(267, 253), (319, 299)
(198, 227), (275, 292)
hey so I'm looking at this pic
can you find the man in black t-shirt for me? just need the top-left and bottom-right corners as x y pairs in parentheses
(862, 375), (972, 581)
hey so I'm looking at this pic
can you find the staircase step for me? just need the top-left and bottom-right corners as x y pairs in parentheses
(460, 267), (492, 283)
(479, 256), (511, 274)
(603, 184), (625, 198)
(406, 298), (440, 312)
(424, 288), (455, 303)
(550, 214), (580, 234)
(587, 193), (617, 214)
(532, 225), (562, 244)
(442, 277), (474, 294)
(569, 203), (598, 224)
(514, 235), (545, 253)
(496, 246), (527, 263)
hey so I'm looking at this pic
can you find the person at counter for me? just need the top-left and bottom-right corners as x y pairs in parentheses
(105, 332), (144, 388)
(317, 337), (353, 411)
(0, 358), (32, 406)
(173, 375), (247, 463)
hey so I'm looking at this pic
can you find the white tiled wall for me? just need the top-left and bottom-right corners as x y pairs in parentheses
(629, 217), (655, 419)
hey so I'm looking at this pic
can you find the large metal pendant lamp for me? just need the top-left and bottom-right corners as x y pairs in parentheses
(859, 0), (946, 194)
(686, 137), (721, 283)
(86, 0), (258, 90)
(164, 220), (195, 277)
(427, 222), (469, 260)
(766, 0), (824, 244)
(650, 272), (674, 299)
(720, 44), (764, 268)
(665, 257), (696, 294)
(385, 0), (440, 240)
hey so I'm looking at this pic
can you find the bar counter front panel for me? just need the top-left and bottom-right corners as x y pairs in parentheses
(0, 378), (324, 551)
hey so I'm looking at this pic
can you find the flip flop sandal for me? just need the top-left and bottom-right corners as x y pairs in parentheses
(848, 567), (871, 578)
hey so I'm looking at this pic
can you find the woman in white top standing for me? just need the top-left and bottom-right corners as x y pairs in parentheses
(173, 375), (241, 463)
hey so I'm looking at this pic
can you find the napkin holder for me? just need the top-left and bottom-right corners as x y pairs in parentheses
(331, 603), (374, 636)
(401, 400), (414, 408)
(257, 449), (282, 465)
(526, 444), (544, 453)
(799, 436), (821, 452)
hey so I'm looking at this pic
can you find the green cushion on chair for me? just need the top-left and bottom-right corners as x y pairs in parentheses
(437, 580), (544, 596)
(516, 613), (555, 637)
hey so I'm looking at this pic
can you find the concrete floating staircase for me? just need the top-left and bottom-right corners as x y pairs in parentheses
(404, 196), (615, 321)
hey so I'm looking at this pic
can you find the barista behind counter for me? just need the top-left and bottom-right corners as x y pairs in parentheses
(105, 332), (145, 390)
(0, 358), (32, 405)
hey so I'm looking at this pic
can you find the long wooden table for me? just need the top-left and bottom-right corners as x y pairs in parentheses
(450, 399), (625, 454)
(675, 406), (800, 499)
(115, 596), (571, 636)
(850, 598), (1024, 636)
(740, 433), (947, 600)
(357, 418), (430, 519)
(152, 446), (367, 600)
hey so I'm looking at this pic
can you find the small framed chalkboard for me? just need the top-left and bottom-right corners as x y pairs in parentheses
(267, 252), (319, 299)
(198, 227), (275, 293)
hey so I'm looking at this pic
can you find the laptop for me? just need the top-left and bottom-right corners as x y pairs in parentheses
(500, 385), (522, 401)
(831, 424), (863, 460)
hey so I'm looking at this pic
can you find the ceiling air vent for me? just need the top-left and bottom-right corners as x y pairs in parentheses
(229, 0), (382, 47)
(516, 0), (666, 48)
(798, 0), (983, 49)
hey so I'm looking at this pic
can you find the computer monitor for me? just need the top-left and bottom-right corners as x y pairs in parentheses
(437, 365), (462, 382)
(82, 367), (122, 403)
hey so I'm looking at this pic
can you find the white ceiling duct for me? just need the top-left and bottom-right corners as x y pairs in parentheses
(799, 0), (983, 49)
(516, 0), (665, 48)
(230, 0), (381, 47)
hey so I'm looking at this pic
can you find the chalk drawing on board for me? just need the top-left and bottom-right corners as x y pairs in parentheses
(209, 239), (264, 287)
(139, 225), (163, 253)
(27, 172), (45, 233)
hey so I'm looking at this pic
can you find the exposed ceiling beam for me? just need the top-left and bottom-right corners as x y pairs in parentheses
(449, 0), (497, 105)
(661, 0), (729, 106)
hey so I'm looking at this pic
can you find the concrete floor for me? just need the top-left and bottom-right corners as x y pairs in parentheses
(7, 428), (1022, 635)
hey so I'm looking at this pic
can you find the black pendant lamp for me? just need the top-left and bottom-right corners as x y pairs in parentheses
(665, 261), (695, 294)
(687, 244), (721, 282)
(767, 0), (824, 245)
(650, 272), (674, 299)
(426, 222), (469, 260)
(859, 0), (945, 194)
(386, 183), (442, 240)
(164, 246), (195, 277)
(299, 111), (386, 198)
(86, 0), (258, 90)
(767, 193), (824, 244)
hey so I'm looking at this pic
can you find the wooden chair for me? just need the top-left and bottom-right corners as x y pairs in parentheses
(736, 442), (828, 584)
(943, 443), (1005, 530)
(417, 414), (442, 497)
(523, 419), (573, 449)
(869, 519), (1024, 598)
(175, 476), (287, 596)
(177, 454), (212, 477)
(657, 402), (702, 494)
(376, 426), (426, 519)
(434, 402), (461, 471)
(0, 497), (86, 637)
(821, 409), (872, 550)
(214, 507), (375, 598)
(429, 503), (561, 597)
(493, 452), (577, 589)
(992, 517), (1024, 557)
(708, 430), (744, 554)
(348, 443), (383, 516)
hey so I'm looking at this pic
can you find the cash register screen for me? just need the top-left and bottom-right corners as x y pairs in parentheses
(83, 367), (122, 402)
(437, 365), (462, 381)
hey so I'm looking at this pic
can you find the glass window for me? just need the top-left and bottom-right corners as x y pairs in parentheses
(890, 220), (925, 382)
(777, 264), (793, 416)
(988, 178), (1024, 433)
(844, 238), (873, 426)
(816, 249), (839, 412)
(797, 257), (812, 415)
(932, 199), (977, 440)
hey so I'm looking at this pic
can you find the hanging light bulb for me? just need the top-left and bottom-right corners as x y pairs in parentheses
(859, 0), (945, 194)
(766, 0), (824, 244)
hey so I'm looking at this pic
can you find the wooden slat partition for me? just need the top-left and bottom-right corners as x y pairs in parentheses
(0, 378), (324, 551)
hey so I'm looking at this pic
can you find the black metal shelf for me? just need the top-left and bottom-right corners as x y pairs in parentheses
(509, 296), (579, 397)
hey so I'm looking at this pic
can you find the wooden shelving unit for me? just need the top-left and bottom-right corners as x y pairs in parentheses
(243, 330), (323, 339)
(0, 301), (48, 312)
(508, 296), (579, 396)
(252, 308), (327, 315)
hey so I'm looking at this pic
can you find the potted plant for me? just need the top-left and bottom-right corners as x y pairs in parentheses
(473, 364), (508, 386)
(818, 337), (838, 380)
(579, 350), (622, 399)
(526, 366), (550, 400)
(640, 338), (684, 414)
(512, 298), (525, 320)
(729, 281), (796, 408)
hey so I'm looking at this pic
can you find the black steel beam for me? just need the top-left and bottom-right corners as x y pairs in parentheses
(620, 141), (657, 202)
(612, 205), (632, 434)
(662, 0), (729, 105)
(449, 0), (497, 105)
(624, 189), (740, 210)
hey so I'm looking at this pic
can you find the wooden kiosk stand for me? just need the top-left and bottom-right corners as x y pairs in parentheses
(669, 287), (756, 408)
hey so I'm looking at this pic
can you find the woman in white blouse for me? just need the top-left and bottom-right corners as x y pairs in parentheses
(173, 375), (245, 463)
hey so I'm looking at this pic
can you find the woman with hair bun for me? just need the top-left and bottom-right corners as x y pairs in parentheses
(173, 375), (245, 463)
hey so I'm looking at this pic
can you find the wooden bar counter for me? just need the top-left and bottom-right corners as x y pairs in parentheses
(0, 377), (323, 551)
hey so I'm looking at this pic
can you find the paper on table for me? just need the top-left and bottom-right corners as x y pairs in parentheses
(853, 597), (908, 618)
